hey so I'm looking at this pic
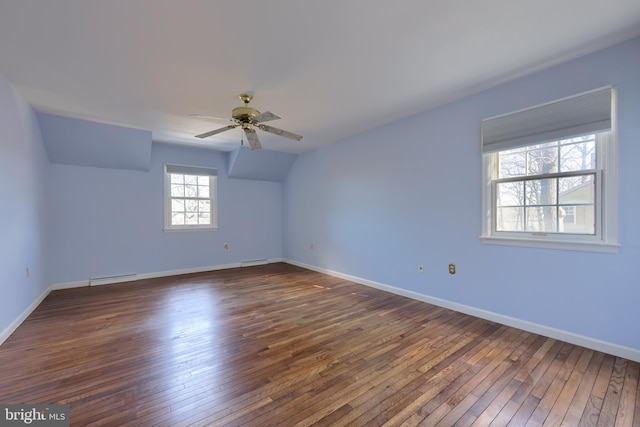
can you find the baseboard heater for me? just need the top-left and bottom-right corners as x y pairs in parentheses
(89, 273), (138, 286)
(240, 259), (269, 267)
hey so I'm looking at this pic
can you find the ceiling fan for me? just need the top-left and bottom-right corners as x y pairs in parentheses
(194, 94), (303, 150)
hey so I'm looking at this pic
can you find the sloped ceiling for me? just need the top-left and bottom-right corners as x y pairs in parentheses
(227, 147), (296, 182)
(38, 113), (152, 171)
(40, 112), (294, 180)
(1, 1), (639, 154)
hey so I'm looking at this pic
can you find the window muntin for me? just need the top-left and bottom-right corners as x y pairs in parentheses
(497, 135), (596, 178)
(170, 173), (212, 226)
(164, 164), (217, 232)
(494, 135), (597, 236)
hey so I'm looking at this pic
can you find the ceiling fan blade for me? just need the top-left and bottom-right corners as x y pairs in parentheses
(195, 124), (237, 139)
(258, 124), (303, 141)
(190, 114), (232, 122)
(244, 127), (262, 150)
(252, 111), (281, 123)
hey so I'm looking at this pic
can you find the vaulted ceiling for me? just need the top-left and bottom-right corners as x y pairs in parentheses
(1, 1), (639, 154)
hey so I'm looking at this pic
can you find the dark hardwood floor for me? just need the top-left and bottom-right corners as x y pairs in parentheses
(0, 263), (638, 426)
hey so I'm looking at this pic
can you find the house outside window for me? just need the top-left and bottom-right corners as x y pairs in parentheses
(164, 164), (218, 232)
(481, 87), (618, 253)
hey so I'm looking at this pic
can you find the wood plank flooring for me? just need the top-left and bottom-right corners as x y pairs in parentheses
(0, 263), (638, 426)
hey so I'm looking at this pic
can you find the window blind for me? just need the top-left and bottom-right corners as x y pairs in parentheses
(481, 86), (613, 153)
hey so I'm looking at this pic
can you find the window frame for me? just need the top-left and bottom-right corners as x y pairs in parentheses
(491, 150), (601, 238)
(480, 90), (618, 253)
(163, 163), (218, 232)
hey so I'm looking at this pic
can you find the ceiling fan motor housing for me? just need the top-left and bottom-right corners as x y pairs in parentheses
(232, 106), (260, 123)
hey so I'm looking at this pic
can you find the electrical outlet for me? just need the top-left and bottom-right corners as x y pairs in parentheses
(224, 242), (229, 250)
(418, 265), (424, 274)
(448, 263), (456, 275)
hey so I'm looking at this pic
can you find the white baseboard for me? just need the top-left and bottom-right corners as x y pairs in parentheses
(51, 279), (89, 290)
(90, 273), (138, 286)
(240, 259), (269, 267)
(1, 259), (284, 346)
(0, 284), (53, 346)
(284, 259), (640, 363)
(51, 261), (272, 291)
(134, 262), (243, 282)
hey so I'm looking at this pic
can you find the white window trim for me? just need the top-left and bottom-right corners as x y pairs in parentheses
(480, 91), (619, 253)
(163, 163), (218, 232)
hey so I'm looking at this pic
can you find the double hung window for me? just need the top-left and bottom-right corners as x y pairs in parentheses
(481, 87), (618, 252)
(164, 164), (218, 232)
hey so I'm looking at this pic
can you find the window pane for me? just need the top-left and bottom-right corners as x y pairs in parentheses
(172, 213), (185, 225)
(184, 184), (197, 197)
(198, 185), (210, 198)
(525, 178), (557, 206)
(559, 176), (594, 205)
(170, 174), (184, 184)
(497, 207), (524, 231)
(525, 206), (557, 232)
(171, 184), (184, 197)
(185, 213), (198, 224)
(171, 199), (184, 212)
(198, 176), (209, 186)
(562, 205), (575, 221)
(199, 213), (211, 224)
(561, 205), (595, 234)
(184, 175), (198, 185)
(560, 140), (596, 172)
(497, 181), (524, 206)
(185, 199), (198, 212)
(527, 146), (558, 175)
(198, 200), (210, 212)
(498, 150), (526, 178)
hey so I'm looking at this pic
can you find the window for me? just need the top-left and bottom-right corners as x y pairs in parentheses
(164, 164), (218, 232)
(481, 87), (618, 252)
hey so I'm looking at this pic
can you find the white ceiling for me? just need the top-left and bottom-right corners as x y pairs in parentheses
(1, 1), (639, 154)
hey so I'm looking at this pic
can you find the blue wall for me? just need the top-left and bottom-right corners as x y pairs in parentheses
(0, 72), (50, 334)
(46, 143), (284, 284)
(283, 38), (640, 353)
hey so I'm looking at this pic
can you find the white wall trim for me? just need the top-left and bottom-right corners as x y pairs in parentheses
(0, 285), (53, 346)
(1, 259), (283, 346)
(284, 259), (640, 363)
(51, 279), (89, 290)
(240, 259), (269, 267)
(134, 263), (243, 281)
(90, 273), (138, 286)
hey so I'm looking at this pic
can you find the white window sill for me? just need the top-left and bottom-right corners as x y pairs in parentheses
(480, 236), (619, 253)
(164, 226), (218, 233)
